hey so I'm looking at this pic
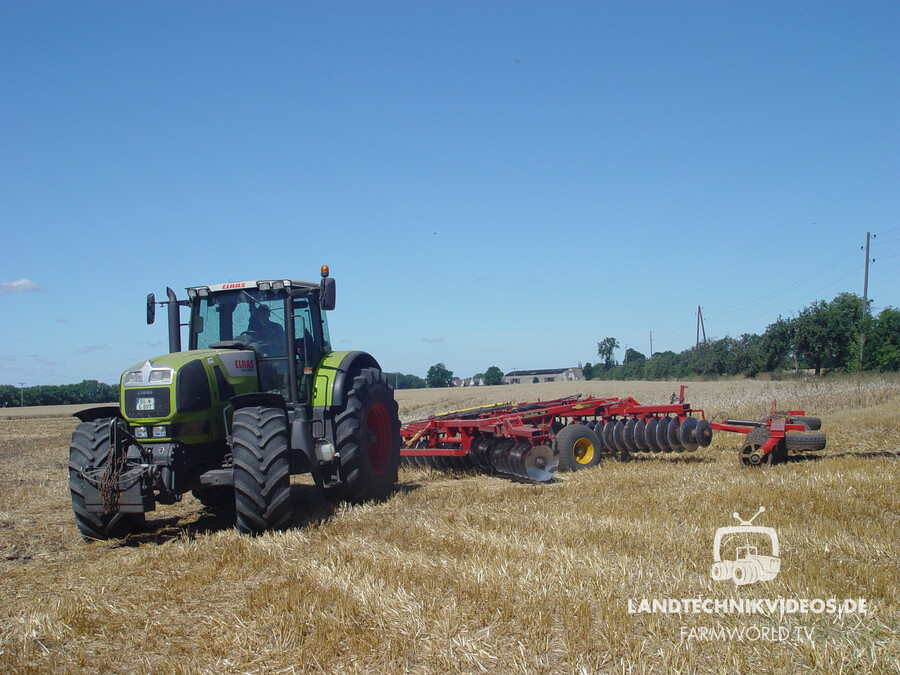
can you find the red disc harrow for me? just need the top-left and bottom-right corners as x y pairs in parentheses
(400, 386), (825, 481)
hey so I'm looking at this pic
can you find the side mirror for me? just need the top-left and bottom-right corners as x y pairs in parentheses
(147, 293), (156, 325)
(320, 278), (336, 311)
(190, 315), (204, 334)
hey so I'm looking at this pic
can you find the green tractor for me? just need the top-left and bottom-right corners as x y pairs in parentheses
(68, 266), (401, 538)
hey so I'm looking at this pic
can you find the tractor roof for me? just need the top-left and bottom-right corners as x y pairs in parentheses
(186, 279), (320, 295)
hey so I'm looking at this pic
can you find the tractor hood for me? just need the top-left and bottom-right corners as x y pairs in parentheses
(121, 350), (257, 387)
(119, 349), (260, 442)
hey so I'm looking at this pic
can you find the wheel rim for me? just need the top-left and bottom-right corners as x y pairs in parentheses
(573, 437), (595, 464)
(365, 401), (392, 474)
(740, 443), (764, 467)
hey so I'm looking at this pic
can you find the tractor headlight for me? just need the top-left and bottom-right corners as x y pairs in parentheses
(149, 368), (173, 384)
(124, 371), (143, 385)
(134, 426), (148, 439)
(152, 425), (168, 438)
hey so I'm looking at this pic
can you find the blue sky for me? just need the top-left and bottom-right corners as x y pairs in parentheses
(2, 1), (898, 386)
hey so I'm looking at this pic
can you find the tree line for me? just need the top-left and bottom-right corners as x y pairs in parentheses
(585, 292), (900, 380)
(386, 364), (506, 389)
(0, 380), (119, 407)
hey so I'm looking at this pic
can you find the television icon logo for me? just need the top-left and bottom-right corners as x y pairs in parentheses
(711, 507), (781, 586)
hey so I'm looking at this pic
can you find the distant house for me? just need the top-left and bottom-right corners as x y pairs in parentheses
(452, 377), (485, 387)
(503, 368), (584, 384)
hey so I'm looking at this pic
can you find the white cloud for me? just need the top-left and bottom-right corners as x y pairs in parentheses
(422, 337), (446, 343)
(79, 345), (112, 353)
(1, 278), (40, 293)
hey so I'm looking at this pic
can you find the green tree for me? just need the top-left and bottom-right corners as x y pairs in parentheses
(597, 337), (620, 369)
(755, 316), (796, 374)
(624, 348), (646, 364)
(384, 372), (426, 389)
(0, 385), (17, 407)
(426, 363), (454, 388)
(643, 351), (683, 380)
(582, 362), (593, 380)
(483, 366), (504, 386)
(794, 293), (865, 374)
(867, 306), (900, 371)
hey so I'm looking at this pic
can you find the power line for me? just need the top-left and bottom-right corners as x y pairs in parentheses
(704, 264), (864, 325)
(707, 245), (859, 315)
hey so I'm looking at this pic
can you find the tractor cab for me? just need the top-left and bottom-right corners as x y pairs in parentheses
(186, 281), (330, 402)
(147, 267), (336, 406)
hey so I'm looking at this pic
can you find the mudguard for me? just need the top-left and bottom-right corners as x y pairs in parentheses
(313, 350), (381, 409)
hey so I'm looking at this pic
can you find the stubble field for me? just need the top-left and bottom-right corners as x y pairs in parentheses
(1, 376), (899, 674)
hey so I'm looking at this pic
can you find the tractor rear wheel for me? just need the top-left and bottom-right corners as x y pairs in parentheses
(331, 368), (401, 502)
(232, 406), (292, 534)
(68, 419), (144, 540)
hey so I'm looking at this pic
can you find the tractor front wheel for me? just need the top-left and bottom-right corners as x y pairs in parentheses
(232, 406), (292, 534)
(68, 419), (144, 540)
(331, 368), (401, 502)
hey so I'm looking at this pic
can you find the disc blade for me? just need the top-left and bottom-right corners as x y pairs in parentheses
(523, 444), (558, 482)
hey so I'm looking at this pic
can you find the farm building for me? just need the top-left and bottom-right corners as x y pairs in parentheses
(452, 377), (485, 387)
(503, 368), (584, 384)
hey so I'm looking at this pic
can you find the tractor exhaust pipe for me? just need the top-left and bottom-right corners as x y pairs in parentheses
(167, 287), (181, 352)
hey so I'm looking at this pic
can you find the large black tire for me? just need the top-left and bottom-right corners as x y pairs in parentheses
(68, 419), (144, 540)
(232, 406), (292, 534)
(191, 486), (236, 514)
(790, 415), (822, 431)
(785, 430), (827, 452)
(555, 423), (602, 471)
(332, 368), (401, 503)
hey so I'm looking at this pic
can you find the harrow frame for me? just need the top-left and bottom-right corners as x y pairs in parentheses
(400, 386), (825, 480)
(400, 386), (714, 481)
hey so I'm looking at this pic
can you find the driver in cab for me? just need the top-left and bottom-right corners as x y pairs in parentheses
(247, 304), (285, 354)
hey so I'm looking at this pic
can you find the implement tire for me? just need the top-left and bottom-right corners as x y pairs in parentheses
(739, 427), (786, 467)
(233, 406), (292, 534)
(785, 430), (827, 452)
(790, 415), (822, 431)
(333, 368), (401, 502)
(556, 423), (602, 471)
(68, 419), (144, 540)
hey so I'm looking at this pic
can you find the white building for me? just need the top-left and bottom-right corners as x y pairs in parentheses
(503, 368), (584, 384)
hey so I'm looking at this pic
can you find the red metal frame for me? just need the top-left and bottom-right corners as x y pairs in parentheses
(400, 388), (816, 475)
(709, 404), (810, 459)
(400, 386), (705, 458)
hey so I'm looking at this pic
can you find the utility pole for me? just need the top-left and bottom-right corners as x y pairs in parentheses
(695, 306), (707, 349)
(649, 330), (654, 357)
(860, 231), (875, 366)
(18, 382), (25, 408)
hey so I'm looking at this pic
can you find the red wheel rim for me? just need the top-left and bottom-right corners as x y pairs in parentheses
(366, 401), (391, 474)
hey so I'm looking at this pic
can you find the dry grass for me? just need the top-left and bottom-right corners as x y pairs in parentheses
(1, 377), (899, 674)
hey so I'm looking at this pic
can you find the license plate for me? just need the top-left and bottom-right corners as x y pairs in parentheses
(136, 397), (155, 411)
